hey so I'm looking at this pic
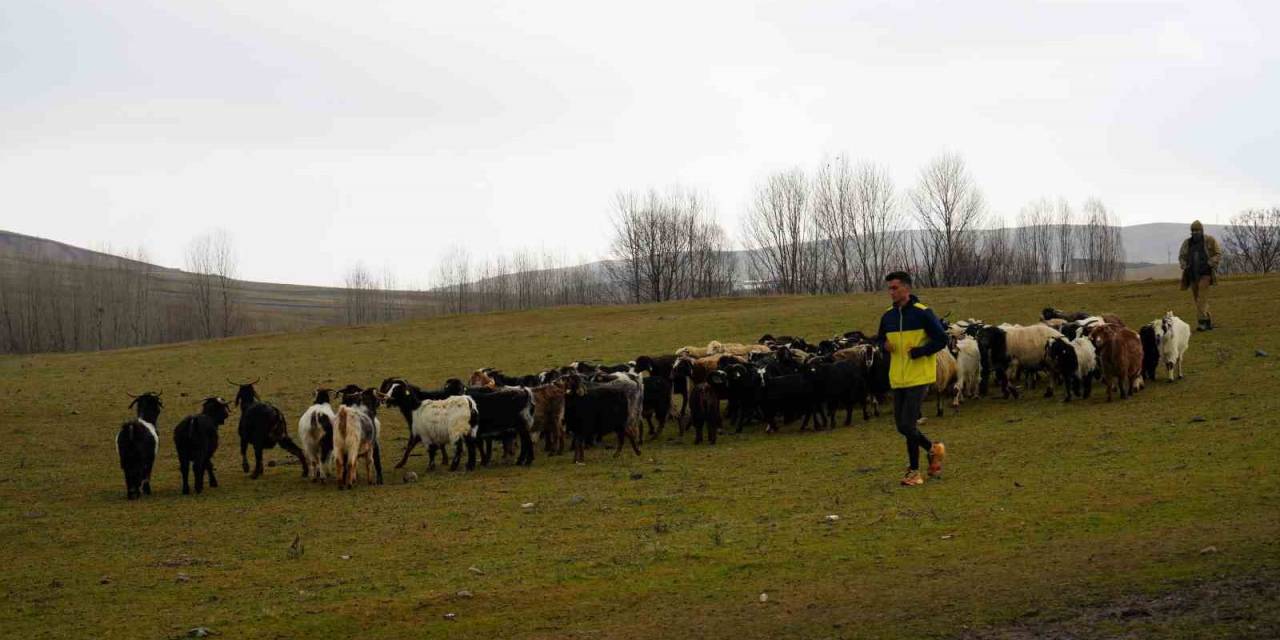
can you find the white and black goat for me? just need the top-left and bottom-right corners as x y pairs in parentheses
(117, 391), (162, 500)
(297, 388), (336, 483)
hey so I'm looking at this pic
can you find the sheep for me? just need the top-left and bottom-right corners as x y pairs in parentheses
(832, 343), (888, 416)
(953, 337), (981, 404)
(931, 346), (960, 416)
(173, 397), (232, 495)
(385, 383), (479, 472)
(1071, 336), (1098, 399)
(229, 379), (303, 479)
(1090, 324), (1143, 401)
(1042, 307), (1093, 322)
(722, 362), (764, 432)
(675, 340), (721, 358)
(297, 388), (336, 483)
(332, 388), (384, 488)
(987, 324), (1063, 399)
(1154, 311), (1191, 382)
(588, 371), (645, 442)
(1100, 313), (1126, 327)
(118, 391), (162, 500)
(717, 342), (771, 357)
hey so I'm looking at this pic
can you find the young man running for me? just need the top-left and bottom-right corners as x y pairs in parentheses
(877, 271), (948, 487)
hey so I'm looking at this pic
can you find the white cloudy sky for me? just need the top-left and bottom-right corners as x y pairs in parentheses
(2, 1), (1277, 286)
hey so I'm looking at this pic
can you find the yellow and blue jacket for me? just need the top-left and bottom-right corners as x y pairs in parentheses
(876, 295), (948, 389)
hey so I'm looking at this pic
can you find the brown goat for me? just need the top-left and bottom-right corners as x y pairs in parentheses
(1091, 324), (1143, 401)
(529, 382), (567, 455)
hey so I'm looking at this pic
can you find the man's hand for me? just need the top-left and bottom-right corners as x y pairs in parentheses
(883, 341), (893, 354)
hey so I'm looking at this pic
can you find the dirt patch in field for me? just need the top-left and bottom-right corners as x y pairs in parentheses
(961, 572), (1280, 639)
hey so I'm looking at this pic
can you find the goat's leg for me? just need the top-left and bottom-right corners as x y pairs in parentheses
(142, 461), (153, 495)
(250, 444), (265, 479)
(450, 440), (464, 471)
(614, 428), (626, 456)
(520, 428), (534, 466)
(194, 458), (206, 494)
(240, 438), (250, 473)
(394, 434), (420, 469)
(427, 444), (438, 471)
(372, 442), (384, 484)
(629, 426), (642, 455)
(179, 455), (191, 495)
(465, 438), (477, 471)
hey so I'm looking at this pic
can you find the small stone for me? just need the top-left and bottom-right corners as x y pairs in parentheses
(49, 579), (63, 588)
(1014, 481), (1024, 488)
(98, 576), (111, 585)
(941, 534), (955, 540)
(443, 613), (457, 621)
(70, 409), (80, 415)
(759, 592), (769, 603)
(23, 511), (44, 519)
(402, 471), (419, 484)
(521, 502), (535, 509)
(1256, 349), (1269, 357)
(568, 495), (585, 505)
(1190, 416), (1207, 423)
(340, 555), (351, 561)
(176, 573), (191, 583)
(188, 628), (214, 638)
(469, 566), (484, 575)
(825, 515), (840, 522)
(456, 590), (473, 599)
(1229, 416), (1242, 421)
(630, 472), (644, 480)
(1200, 545), (1218, 555)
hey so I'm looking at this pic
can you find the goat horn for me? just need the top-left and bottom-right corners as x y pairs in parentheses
(249, 378), (260, 386)
(126, 391), (138, 399)
(227, 378), (240, 386)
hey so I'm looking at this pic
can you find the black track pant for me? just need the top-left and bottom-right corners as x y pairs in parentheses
(893, 384), (933, 470)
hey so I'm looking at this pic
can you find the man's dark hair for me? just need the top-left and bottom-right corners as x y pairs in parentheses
(884, 271), (912, 286)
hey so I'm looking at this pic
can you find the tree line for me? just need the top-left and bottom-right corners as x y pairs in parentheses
(4, 154), (1276, 355)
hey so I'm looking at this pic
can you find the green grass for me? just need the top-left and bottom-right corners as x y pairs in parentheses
(2, 276), (1279, 639)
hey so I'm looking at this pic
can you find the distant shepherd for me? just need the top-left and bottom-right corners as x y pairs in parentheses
(1178, 220), (1221, 331)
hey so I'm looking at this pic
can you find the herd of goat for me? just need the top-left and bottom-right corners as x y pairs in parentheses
(114, 306), (1193, 499)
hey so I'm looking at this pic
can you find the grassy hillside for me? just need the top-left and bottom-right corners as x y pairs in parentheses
(2, 276), (1278, 639)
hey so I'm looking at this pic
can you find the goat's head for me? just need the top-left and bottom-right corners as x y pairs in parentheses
(336, 384), (363, 406)
(199, 396), (232, 423)
(227, 378), (260, 409)
(127, 391), (163, 422)
(312, 388), (334, 405)
(468, 369), (496, 388)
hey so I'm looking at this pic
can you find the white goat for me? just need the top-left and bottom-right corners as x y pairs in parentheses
(954, 336), (982, 402)
(1154, 311), (1191, 381)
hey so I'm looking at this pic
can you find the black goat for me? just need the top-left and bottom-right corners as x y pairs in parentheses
(230, 379), (304, 479)
(563, 373), (640, 463)
(641, 373), (673, 440)
(759, 369), (822, 433)
(723, 363), (764, 432)
(804, 358), (871, 426)
(1138, 323), (1160, 381)
(173, 397), (231, 495)
(117, 391), (162, 500)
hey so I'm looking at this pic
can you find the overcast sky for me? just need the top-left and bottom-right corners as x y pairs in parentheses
(2, 1), (1277, 286)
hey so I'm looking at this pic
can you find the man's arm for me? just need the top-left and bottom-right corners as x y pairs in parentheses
(1178, 239), (1189, 270)
(908, 307), (948, 359)
(1207, 235), (1222, 268)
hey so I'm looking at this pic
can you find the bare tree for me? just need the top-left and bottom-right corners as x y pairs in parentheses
(1054, 198), (1076, 282)
(1079, 198), (1125, 281)
(742, 168), (818, 294)
(184, 230), (241, 338)
(1222, 207), (1280, 274)
(909, 153), (987, 287)
(812, 156), (858, 293)
(851, 162), (905, 291)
